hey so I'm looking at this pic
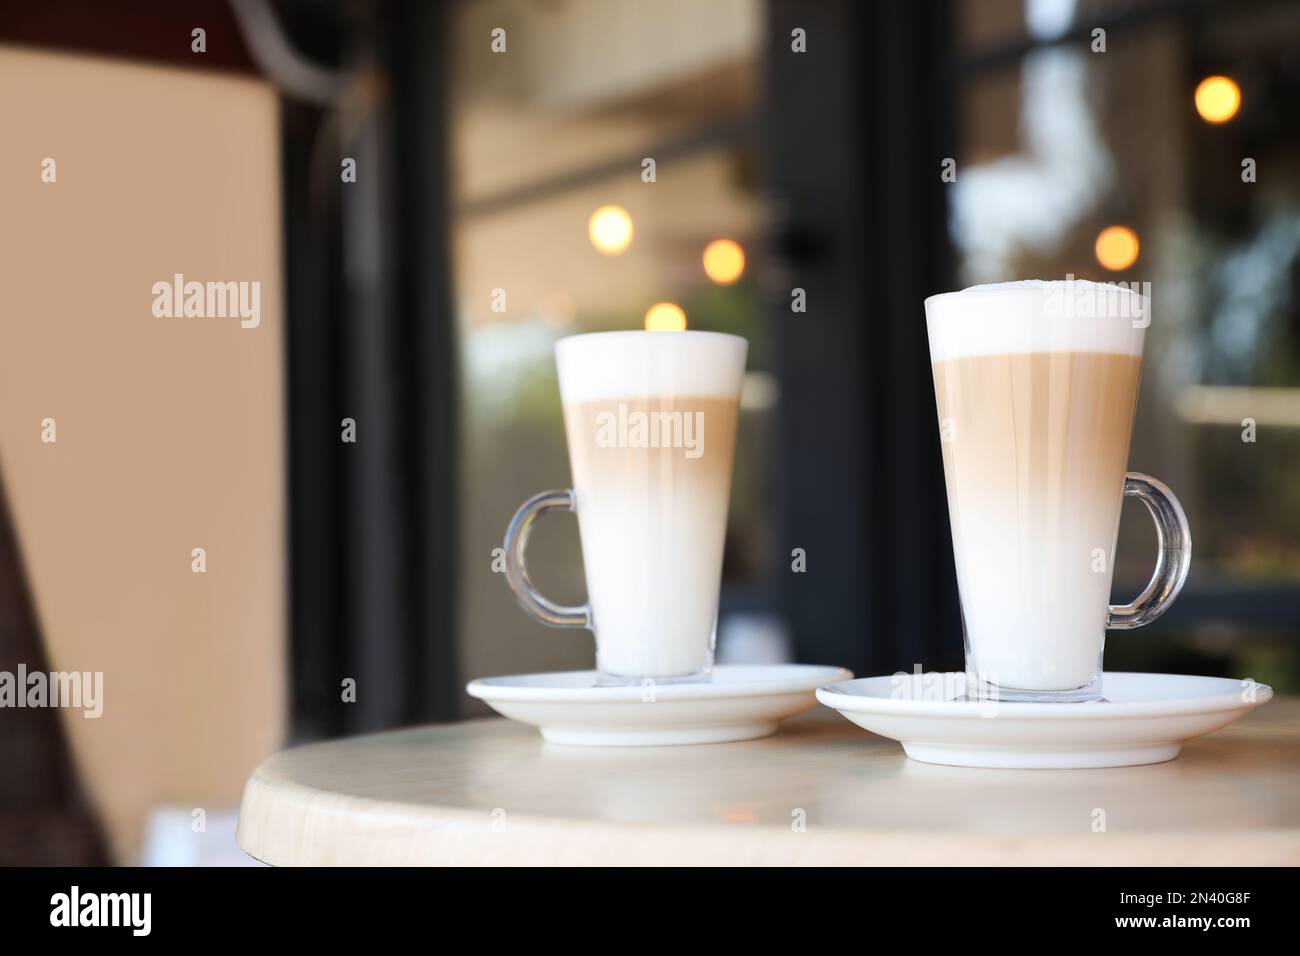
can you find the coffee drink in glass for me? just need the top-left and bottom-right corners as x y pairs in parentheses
(504, 330), (747, 682)
(924, 280), (1190, 702)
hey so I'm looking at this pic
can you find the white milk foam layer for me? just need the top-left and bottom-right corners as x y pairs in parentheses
(556, 330), (748, 403)
(925, 280), (1147, 362)
(556, 331), (747, 678)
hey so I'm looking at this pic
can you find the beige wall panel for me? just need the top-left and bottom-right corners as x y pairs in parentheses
(0, 46), (286, 860)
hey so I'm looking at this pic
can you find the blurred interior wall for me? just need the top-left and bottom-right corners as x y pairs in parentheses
(0, 46), (286, 861)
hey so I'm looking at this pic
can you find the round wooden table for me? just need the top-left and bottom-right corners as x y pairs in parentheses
(237, 699), (1300, 866)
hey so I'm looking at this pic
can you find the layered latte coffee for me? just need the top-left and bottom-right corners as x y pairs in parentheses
(925, 280), (1189, 701)
(502, 330), (748, 681)
(564, 394), (740, 677)
(932, 350), (1141, 691)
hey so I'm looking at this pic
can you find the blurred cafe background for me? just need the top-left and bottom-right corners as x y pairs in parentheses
(1, 0), (1298, 864)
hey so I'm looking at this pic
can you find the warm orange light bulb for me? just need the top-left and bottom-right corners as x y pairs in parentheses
(644, 302), (687, 331)
(1195, 75), (1241, 124)
(702, 239), (745, 284)
(588, 205), (633, 254)
(1095, 225), (1140, 271)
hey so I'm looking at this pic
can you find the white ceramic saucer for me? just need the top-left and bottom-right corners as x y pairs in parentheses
(467, 664), (852, 746)
(816, 672), (1273, 769)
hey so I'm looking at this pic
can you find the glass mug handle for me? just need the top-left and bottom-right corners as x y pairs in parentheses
(1107, 472), (1192, 630)
(503, 489), (592, 629)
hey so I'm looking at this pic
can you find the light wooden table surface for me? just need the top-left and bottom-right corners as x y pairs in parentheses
(238, 698), (1300, 866)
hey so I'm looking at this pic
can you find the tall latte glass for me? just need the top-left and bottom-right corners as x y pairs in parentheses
(504, 330), (747, 682)
(925, 281), (1191, 702)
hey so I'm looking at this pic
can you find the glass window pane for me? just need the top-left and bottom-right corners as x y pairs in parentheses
(449, 0), (775, 686)
(955, 5), (1300, 689)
